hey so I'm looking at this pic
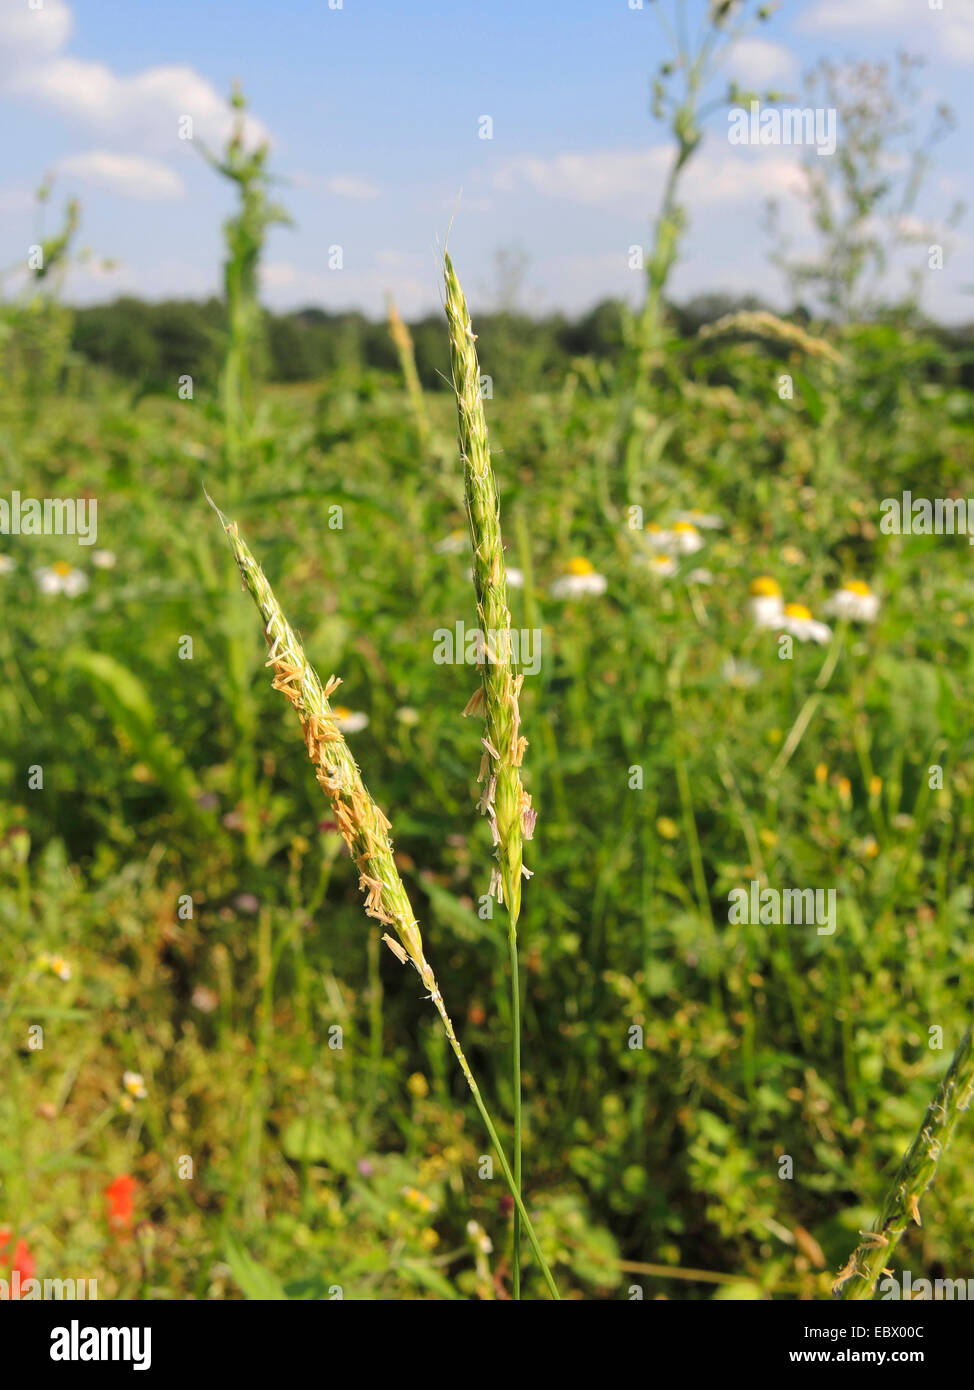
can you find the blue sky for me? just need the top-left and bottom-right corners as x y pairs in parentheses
(1, 0), (970, 321)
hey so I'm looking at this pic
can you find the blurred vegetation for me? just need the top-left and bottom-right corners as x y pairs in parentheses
(67, 292), (974, 398)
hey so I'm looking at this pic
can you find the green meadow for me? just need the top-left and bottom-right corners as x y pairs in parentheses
(2, 19), (974, 1300)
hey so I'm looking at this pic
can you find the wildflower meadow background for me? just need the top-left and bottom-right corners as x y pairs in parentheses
(1, 0), (973, 1302)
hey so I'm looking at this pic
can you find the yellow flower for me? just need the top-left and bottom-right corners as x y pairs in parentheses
(656, 817), (679, 840)
(815, 763), (828, 785)
(419, 1227), (440, 1250)
(837, 777), (852, 806)
(401, 1185), (436, 1215)
(869, 775), (882, 798)
(567, 556), (595, 576)
(407, 1072), (429, 1099)
(37, 952), (72, 981)
(749, 576), (781, 597)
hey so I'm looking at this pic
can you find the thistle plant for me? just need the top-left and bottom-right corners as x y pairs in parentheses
(833, 1027), (974, 1300)
(444, 252), (535, 1297)
(204, 488), (560, 1300)
(199, 86), (290, 475)
(632, 0), (777, 377)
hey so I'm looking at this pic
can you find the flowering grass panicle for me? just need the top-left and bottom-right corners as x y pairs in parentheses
(387, 296), (430, 454)
(443, 252), (533, 925)
(205, 486), (561, 1299)
(205, 489), (427, 975)
(833, 1027), (974, 1300)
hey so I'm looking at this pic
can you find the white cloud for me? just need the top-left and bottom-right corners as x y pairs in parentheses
(0, 0), (269, 151)
(725, 39), (799, 89)
(493, 145), (805, 210)
(289, 171), (381, 199)
(324, 176), (380, 200)
(0, 0), (72, 68)
(800, 0), (974, 61)
(57, 150), (184, 200)
(494, 148), (670, 204)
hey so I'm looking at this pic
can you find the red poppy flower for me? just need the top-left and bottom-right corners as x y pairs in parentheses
(0, 1227), (35, 1282)
(104, 1175), (139, 1230)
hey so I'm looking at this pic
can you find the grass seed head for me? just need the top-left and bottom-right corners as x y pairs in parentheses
(443, 252), (533, 925)
(206, 489), (426, 973)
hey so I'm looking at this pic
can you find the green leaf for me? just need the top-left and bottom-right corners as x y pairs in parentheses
(224, 1233), (288, 1300)
(399, 1260), (462, 1300)
(67, 649), (207, 823)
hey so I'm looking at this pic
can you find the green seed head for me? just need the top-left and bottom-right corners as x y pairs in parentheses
(444, 253), (534, 926)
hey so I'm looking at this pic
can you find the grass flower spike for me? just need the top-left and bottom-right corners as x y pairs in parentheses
(834, 1028), (974, 1300)
(206, 487), (560, 1299)
(444, 251), (533, 925)
(206, 491), (428, 974)
(444, 250), (543, 1299)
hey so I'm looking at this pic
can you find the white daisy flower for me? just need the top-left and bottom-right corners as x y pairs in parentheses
(333, 706), (369, 733)
(36, 562), (88, 597)
(721, 658), (761, 689)
(781, 603), (832, 644)
(685, 568), (713, 585)
(646, 521), (705, 556)
(0, 555), (15, 574)
(674, 509), (724, 530)
(122, 1070), (147, 1100)
(749, 576), (784, 629)
(644, 523), (674, 552)
(648, 554), (677, 578)
(91, 550), (116, 570)
(550, 557), (607, 598)
(670, 521), (705, 555)
(824, 579), (880, 624)
(434, 530), (469, 555)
